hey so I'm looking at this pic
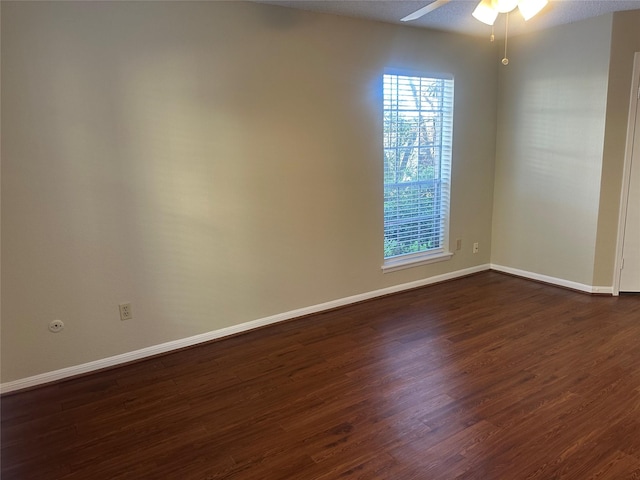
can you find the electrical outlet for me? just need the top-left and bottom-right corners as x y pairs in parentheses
(456, 239), (462, 251)
(49, 320), (65, 333)
(119, 303), (133, 321)
(473, 242), (479, 254)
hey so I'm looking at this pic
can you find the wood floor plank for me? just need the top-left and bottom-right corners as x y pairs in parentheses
(2, 271), (640, 479)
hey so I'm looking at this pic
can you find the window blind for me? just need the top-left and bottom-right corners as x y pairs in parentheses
(383, 73), (454, 260)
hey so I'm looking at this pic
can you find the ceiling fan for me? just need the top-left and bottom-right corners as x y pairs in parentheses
(401, 0), (549, 65)
(401, 0), (548, 25)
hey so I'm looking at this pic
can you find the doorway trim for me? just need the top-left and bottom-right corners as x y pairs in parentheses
(613, 52), (640, 296)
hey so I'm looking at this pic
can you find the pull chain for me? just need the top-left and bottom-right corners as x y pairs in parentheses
(502, 12), (509, 65)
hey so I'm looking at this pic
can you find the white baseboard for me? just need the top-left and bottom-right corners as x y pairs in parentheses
(1, 264), (490, 394)
(490, 264), (613, 295)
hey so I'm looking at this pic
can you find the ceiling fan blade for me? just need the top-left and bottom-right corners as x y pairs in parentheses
(400, 0), (452, 22)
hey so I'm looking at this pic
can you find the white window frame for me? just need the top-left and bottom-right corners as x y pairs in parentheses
(382, 70), (454, 273)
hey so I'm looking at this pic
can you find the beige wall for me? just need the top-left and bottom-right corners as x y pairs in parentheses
(593, 10), (640, 286)
(1, 2), (498, 382)
(491, 15), (614, 286)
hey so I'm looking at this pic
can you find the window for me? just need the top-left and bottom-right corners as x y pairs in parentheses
(383, 72), (454, 272)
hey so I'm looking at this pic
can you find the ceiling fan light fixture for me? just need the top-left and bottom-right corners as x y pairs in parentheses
(470, 0), (549, 65)
(492, 0), (519, 13)
(518, 0), (548, 20)
(472, 0), (499, 25)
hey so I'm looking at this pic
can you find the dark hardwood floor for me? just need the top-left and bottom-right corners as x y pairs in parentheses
(3, 271), (640, 479)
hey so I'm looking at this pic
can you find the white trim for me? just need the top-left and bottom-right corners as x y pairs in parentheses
(613, 52), (640, 296)
(490, 264), (613, 295)
(0, 264), (490, 394)
(382, 251), (454, 273)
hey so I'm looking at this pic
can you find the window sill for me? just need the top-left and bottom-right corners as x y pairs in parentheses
(381, 251), (454, 274)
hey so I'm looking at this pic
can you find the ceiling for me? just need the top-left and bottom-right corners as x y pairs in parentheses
(256, 0), (640, 38)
